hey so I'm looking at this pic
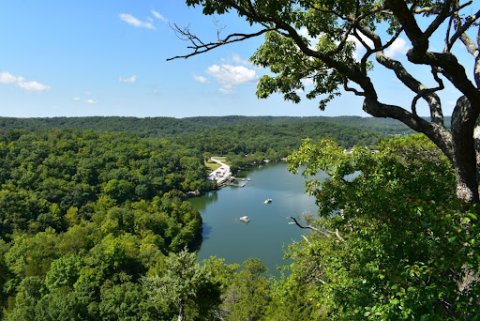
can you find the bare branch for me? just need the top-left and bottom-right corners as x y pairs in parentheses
(446, 12), (455, 52)
(290, 216), (325, 234)
(334, 229), (345, 242)
(363, 98), (454, 162)
(356, 26), (403, 74)
(290, 216), (345, 242)
(167, 26), (274, 61)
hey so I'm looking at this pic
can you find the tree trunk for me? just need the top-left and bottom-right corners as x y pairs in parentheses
(475, 120), (480, 181)
(178, 302), (184, 321)
(452, 97), (480, 204)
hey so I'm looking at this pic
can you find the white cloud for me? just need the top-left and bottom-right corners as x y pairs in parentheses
(18, 81), (49, 92)
(193, 74), (208, 84)
(0, 71), (50, 92)
(85, 99), (97, 105)
(151, 10), (168, 23)
(119, 13), (155, 30)
(207, 64), (257, 93)
(119, 74), (137, 84)
(384, 38), (409, 58)
(0, 72), (16, 84)
(73, 96), (97, 104)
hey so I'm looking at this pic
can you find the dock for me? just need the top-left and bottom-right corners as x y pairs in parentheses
(226, 177), (249, 188)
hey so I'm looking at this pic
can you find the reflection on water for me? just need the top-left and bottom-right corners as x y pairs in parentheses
(190, 162), (318, 274)
(201, 223), (213, 241)
(191, 191), (219, 212)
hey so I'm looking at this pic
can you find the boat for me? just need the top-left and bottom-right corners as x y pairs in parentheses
(239, 216), (250, 223)
(264, 198), (272, 204)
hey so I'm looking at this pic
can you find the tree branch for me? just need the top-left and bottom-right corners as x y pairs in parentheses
(386, 0), (480, 112)
(448, 7), (480, 54)
(476, 27), (480, 88)
(384, 0), (427, 51)
(423, 0), (454, 39)
(363, 98), (454, 162)
(290, 216), (345, 241)
(343, 79), (365, 96)
(411, 67), (445, 117)
(376, 53), (445, 125)
(167, 25), (273, 61)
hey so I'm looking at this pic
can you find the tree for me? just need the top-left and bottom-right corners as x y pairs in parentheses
(282, 135), (480, 319)
(143, 250), (219, 321)
(221, 258), (271, 321)
(175, 0), (480, 204)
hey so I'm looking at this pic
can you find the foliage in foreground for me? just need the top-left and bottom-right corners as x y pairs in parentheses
(276, 135), (480, 320)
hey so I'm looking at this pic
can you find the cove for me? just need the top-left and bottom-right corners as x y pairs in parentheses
(189, 162), (318, 273)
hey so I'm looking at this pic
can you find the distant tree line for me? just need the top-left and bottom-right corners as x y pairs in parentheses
(0, 116), (412, 138)
(0, 116), (408, 171)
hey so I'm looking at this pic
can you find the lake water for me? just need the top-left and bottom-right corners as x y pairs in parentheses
(189, 163), (318, 273)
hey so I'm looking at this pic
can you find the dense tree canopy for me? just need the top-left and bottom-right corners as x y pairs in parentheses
(0, 130), (210, 237)
(177, 0), (480, 204)
(0, 116), (391, 172)
(275, 135), (480, 320)
(0, 130), (218, 319)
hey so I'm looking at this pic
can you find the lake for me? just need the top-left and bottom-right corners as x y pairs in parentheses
(189, 162), (318, 273)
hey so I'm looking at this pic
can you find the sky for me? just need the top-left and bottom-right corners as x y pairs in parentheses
(0, 1), (476, 118)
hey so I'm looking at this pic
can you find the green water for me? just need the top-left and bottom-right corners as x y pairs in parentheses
(189, 163), (318, 273)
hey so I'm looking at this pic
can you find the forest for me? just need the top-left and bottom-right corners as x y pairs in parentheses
(0, 116), (477, 320)
(0, 129), (209, 319)
(0, 116), (398, 171)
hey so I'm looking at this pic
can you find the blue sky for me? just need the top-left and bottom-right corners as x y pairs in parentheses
(0, 1), (475, 118)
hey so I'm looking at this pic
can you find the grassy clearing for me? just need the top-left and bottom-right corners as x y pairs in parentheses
(205, 160), (220, 171)
(205, 156), (228, 171)
(212, 156), (227, 163)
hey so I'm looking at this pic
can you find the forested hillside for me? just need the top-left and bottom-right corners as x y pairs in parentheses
(0, 116), (402, 171)
(0, 129), (219, 319)
(0, 116), (411, 137)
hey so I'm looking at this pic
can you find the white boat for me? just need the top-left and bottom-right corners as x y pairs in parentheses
(239, 216), (250, 223)
(264, 198), (272, 204)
